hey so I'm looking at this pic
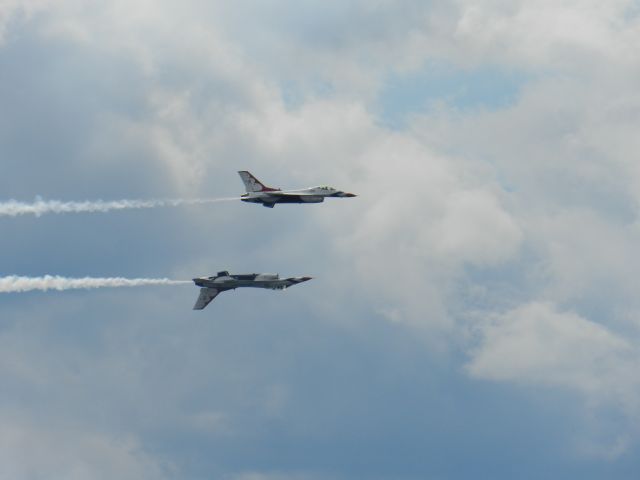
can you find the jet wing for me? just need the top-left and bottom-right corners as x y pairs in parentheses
(193, 288), (220, 310)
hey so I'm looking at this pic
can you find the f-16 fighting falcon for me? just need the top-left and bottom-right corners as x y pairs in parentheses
(192, 271), (313, 310)
(238, 171), (356, 208)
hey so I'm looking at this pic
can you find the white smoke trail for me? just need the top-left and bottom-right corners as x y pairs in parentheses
(0, 197), (240, 217)
(0, 275), (191, 293)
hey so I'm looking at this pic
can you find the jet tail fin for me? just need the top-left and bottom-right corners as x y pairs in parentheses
(193, 288), (219, 310)
(238, 171), (280, 193)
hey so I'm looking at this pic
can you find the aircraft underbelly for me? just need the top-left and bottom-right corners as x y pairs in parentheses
(275, 195), (323, 204)
(242, 194), (324, 206)
(300, 196), (324, 203)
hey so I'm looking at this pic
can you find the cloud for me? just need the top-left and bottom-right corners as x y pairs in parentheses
(225, 473), (336, 480)
(3, 0), (640, 476)
(223, 94), (524, 333)
(434, 189), (522, 265)
(467, 302), (640, 456)
(0, 0), (51, 45)
(0, 417), (169, 480)
(467, 302), (634, 394)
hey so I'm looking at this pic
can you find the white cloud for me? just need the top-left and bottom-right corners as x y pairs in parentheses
(3, 0), (640, 470)
(5, 0), (637, 353)
(0, 0), (51, 45)
(467, 302), (640, 457)
(25, 0), (278, 194)
(0, 417), (169, 480)
(434, 189), (522, 265)
(226, 473), (333, 480)
(529, 210), (640, 307)
(451, 0), (634, 65)
(467, 302), (640, 435)
(225, 95), (523, 331)
(468, 303), (630, 390)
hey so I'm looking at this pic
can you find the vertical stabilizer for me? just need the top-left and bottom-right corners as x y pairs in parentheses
(238, 171), (280, 192)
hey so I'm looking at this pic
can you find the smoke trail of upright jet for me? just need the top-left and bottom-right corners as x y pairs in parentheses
(0, 197), (240, 217)
(0, 275), (190, 293)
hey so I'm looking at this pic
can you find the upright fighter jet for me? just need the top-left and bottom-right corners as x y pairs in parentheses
(192, 271), (312, 310)
(238, 171), (356, 208)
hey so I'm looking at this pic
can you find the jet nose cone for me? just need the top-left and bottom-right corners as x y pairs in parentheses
(344, 192), (357, 197)
(300, 276), (313, 282)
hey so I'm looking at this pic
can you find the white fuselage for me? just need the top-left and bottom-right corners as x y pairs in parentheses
(241, 186), (356, 207)
(237, 171), (356, 208)
(194, 273), (311, 291)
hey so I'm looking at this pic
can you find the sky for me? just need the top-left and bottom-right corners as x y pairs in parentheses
(1, 1), (640, 478)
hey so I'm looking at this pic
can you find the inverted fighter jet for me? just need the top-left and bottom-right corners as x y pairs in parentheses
(238, 171), (356, 208)
(192, 271), (312, 310)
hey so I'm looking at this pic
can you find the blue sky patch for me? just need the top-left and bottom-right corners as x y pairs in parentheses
(377, 61), (529, 129)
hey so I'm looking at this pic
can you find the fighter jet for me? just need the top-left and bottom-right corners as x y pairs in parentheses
(238, 171), (356, 208)
(192, 271), (312, 310)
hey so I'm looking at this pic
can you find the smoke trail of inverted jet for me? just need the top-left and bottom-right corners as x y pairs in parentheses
(0, 275), (191, 293)
(0, 197), (240, 217)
